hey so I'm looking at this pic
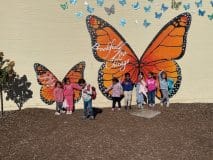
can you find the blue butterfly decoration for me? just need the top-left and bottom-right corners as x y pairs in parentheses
(183, 3), (190, 10)
(97, 0), (104, 7)
(198, 9), (205, 16)
(87, 5), (94, 13)
(144, 5), (151, 12)
(119, 0), (126, 6)
(132, 2), (140, 10)
(155, 12), (162, 19)
(208, 13), (213, 20)
(70, 0), (77, 5)
(120, 18), (127, 27)
(161, 3), (168, 12)
(195, 0), (202, 8)
(210, 0), (213, 7)
(60, 2), (68, 10)
(143, 19), (151, 28)
(75, 11), (83, 19)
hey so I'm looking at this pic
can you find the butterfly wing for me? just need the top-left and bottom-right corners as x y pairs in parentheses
(111, 4), (115, 14)
(86, 15), (139, 99)
(140, 12), (191, 98)
(34, 63), (58, 105)
(63, 61), (85, 103)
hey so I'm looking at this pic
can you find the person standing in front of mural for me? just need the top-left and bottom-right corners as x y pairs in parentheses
(63, 78), (82, 114)
(158, 71), (170, 107)
(78, 78), (94, 120)
(135, 72), (147, 109)
(105, 77), (123, 111)
(146, 72), (157, 107)
(53, 81), (64, 115)
(122, 73), (134, 110)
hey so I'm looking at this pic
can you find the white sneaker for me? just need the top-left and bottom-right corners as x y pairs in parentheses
(55, 112), (60, 115)
(152, 104), (155, 107)
(166, 102), (170, 107)
(61, 110), (66, 114)
(66, 111), (72, 115)
(160, 102), (163, 106)
(112, 108), (115, 111)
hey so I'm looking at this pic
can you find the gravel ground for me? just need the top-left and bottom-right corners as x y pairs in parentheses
(0, 103), (212, 160)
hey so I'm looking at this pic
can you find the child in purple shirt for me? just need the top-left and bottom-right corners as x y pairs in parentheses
(146, 72), (157, 107)
(105, 77), (123, 111)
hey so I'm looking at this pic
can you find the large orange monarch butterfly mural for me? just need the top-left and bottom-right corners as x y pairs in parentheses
(34, 61), (85, 105)
(86, 12), (191, 100)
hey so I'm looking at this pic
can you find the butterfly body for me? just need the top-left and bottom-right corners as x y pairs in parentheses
(34, 62), (85, 105)
(86, 13), (191, 100)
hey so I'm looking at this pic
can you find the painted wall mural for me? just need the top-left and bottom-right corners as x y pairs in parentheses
(86, 12), (191, 100)
(34, 62), (85, 105)
(1, 0), (212, 108)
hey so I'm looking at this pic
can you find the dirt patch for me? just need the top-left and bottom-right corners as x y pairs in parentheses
(0, 103), (212, 160)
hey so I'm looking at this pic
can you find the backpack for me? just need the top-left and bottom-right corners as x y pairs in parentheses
(87, 85), (97, 100)
(167, 78), (174, 95)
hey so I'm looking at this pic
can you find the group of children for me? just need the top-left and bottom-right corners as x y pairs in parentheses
(106, 71), (171, 111)
(53, 71), (172, 119)
(53, 78), (94, 120)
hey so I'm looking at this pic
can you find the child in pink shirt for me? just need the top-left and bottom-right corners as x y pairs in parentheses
(53, 81), (64, 115)
(63, 78), (82, 114)
(146, 72), (157, 107)
(105, 77), (123, 111)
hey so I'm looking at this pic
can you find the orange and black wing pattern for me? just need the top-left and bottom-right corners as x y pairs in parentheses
(34, 63), (58, 105)
(140, 12), (191, 98)
(63, 61), (85, 103)
(86, 15), (140, 99)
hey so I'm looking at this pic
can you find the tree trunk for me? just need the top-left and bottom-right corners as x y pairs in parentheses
(0, 85), (3, 117)
(18, 103), (22, 111)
